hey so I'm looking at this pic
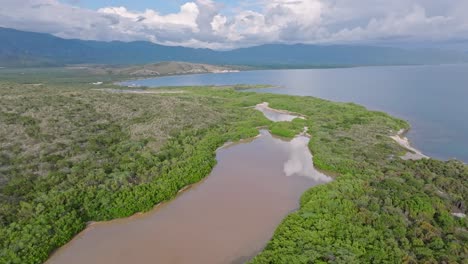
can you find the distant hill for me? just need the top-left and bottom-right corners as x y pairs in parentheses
(0, 28), (212, 67)
(1, 27), (467, 67)
(77, 62), (243, 77)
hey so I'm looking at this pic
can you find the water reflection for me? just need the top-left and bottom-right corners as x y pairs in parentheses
(47, 130), (330, 264)
(282, 135), (331, 182)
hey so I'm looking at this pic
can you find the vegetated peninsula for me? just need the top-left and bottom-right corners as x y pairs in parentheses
(0, 70), (466, 264)
(67, 61), (243, 77)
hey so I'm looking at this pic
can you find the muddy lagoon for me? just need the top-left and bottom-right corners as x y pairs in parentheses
(46, 104), (331, 264)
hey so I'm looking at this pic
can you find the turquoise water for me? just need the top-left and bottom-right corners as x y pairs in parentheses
(122, 64), (468, 162)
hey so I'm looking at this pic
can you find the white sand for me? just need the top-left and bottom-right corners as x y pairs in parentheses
(255, 102), (305, 122)
(390, 129), (429, 160)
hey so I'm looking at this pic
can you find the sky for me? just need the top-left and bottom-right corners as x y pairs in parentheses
(1, 0), (468, 50)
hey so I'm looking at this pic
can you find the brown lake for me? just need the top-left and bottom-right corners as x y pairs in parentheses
(46, 130), (331, 264)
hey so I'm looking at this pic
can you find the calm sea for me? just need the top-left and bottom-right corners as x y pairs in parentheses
(122, 64), (468, 162)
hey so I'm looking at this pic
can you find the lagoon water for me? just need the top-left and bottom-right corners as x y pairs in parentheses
(123, 64), (468, 162)
(47, 130), (330, 264)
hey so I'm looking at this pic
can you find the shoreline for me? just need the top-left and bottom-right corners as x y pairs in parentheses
(255, 102), (306, 121)
(46, 128), (267, 261)
(46, 127), (331, 264)
(113, 63), (468, 87)
(104, 79), (432, 164)
(113, 68), (248, 86)
(48, 101), (324, 262)
(390, 129), (429, 160)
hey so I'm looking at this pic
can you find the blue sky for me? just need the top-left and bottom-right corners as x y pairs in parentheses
(2, 0), (468, 49)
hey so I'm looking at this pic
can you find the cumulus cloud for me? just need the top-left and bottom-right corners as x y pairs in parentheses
(0, 0), (467, 49)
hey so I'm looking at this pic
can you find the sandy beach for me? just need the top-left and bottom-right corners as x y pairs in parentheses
(390, 129), (429, 160)
(255, 102), (305, 122)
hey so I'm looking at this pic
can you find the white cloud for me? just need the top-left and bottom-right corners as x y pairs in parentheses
(328, 5), (455, 43)
(265, 0), (323, 27)
(0, 0), (467, 49)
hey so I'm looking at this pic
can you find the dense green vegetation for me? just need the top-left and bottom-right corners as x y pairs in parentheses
(251, 160), (467, 263)
(269, 118), (307, 139)
(0, 71), (466, 263)
(0, 82), (270, 263)
(248, 102), (468, 263)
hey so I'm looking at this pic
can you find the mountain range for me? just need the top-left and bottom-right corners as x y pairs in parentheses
(1, 27), (467, 67)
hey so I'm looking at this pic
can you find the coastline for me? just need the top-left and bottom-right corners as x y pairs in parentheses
(390, 129), (429, 160)
(46, 128), (268, 261)
(255, 102), (306, 120)
(48, 103), (321, 262)
(113, 68), (248, 86)
(46, 126), (330, 264)
(6, 76), (466, 264)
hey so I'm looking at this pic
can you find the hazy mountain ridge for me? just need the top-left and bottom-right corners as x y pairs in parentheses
(1, 27), (467, 67)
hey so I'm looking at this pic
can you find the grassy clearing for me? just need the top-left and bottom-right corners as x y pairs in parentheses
(0, 73), (466, 263)
(269, 118), (307, 139)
